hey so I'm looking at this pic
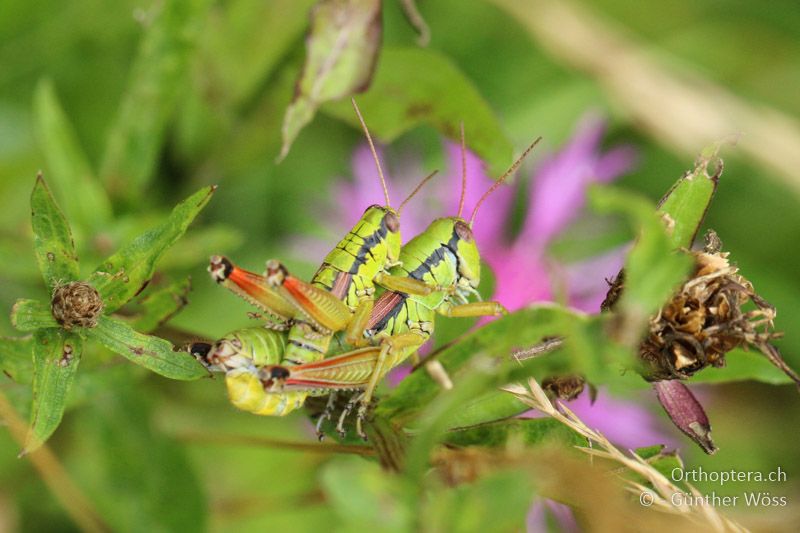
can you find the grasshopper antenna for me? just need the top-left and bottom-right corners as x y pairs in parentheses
(469, 136), (542, 226)
(457, 122), (467, 218)
(399, 170), (438, 214)
(352, 98), (391, 207)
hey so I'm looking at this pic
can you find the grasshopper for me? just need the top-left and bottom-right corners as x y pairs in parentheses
(200, 132), (541, 438)
(206, 100), (437, 416)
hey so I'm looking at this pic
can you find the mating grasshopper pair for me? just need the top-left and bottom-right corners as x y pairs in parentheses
(191, 101), (539, 438)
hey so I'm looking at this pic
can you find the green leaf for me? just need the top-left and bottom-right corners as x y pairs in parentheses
(130, 277), (191, 333)
(590, 186), (692, 347)
(280, 0), (382, 160)
(88, 185), (215, 312)
(24, 328), (83, 453)
(445, 418), (587, 448)
(11, 299), (58, 332)
(688, 348), (794, 385)
(324, 47), (514, 177)
(321, 456), (412, 532)
(100, 0), (207, 199)
(656, 146), (721, 249)
(30, 175), (80, 289)
(33, 79), (113, 232)
(91, 315), (206, 380)
(378, 307), (576, 425)
(74, 391), (207, 532)
(0, 335), (35, 384)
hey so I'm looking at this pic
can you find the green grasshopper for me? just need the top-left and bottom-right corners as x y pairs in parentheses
(207, 100), (437, 416)
(197, 134), (541, 438)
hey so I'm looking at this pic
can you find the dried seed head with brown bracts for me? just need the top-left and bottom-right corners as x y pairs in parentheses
(611, 230), (800, 386)
(51, 281), (104, 329)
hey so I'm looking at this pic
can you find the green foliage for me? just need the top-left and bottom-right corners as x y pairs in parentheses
(27, 328), (83, 453)
(280, 0), (382, 160)
(100, 0), (209, 200)
(87, 185), (214, 313)
(33, 80), (113, 233)
(92, 315), (205, 380)
(11, 299), (59, 331)
(656, 146), (720, 249)
(324, 47), (514, 177)
(30, 176), (80, 288)
(0, 335), (34, 383)
(75, 391), (207, 532)
(7, 175), (212, 452)
(445, 418), (587, 448)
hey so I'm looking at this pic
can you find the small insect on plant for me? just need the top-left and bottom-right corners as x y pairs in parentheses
(195, 129), (542, 439)
(199, 99), (437, 418)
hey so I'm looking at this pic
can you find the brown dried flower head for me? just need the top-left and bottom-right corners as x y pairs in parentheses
(51, 281), (104, 329)
(634, 231), (799, 385)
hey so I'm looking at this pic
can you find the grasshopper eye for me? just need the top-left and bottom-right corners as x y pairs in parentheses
(270, 366), (291, 380)
(385, 211), (400, 233)
(454, 221), (473, 242)
(189, 342), (212, 364)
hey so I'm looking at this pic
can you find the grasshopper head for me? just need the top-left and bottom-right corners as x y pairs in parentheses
(191, 328), (283, 373)
(423, 217), (482, 291)
(362, 204), (402, 265)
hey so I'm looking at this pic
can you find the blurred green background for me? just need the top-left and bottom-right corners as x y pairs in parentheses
(1, 0), (799, 530)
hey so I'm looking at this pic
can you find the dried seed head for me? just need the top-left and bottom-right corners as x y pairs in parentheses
(635, 231), (799, 386)
(51, 281), (104, 329)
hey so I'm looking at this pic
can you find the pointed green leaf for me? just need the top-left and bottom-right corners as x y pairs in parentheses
(88, 186), (215, 312)
(33, 79), (113, 232)
(280, 0), (382, 160)
(590, 186), (692, 346)
(130, 277), (192, 333)
(11, 299), (58, 331)
(0, 335), (35, 384)
(25, 328), (83, 453)
(91, 315), (206, 380)
(324, 47), (514, 177)
(100, 0), (207, 198)
(656, 146), (721, 249)
(30, 175), (80, 289)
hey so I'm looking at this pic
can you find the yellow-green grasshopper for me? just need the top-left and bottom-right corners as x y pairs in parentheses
(214, 134), (542, 438)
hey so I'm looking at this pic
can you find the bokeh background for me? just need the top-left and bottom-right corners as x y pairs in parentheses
(1, 0), (799, 530)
